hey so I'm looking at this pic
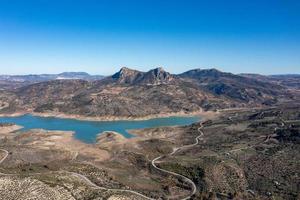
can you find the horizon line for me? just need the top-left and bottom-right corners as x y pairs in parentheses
(0, 66), (299, 77)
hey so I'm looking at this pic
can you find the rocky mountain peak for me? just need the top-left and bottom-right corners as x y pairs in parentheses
(111, 67), (143, 84)
(142, 67), (174, 85)
(152, 67), (167, 76)
(113, 67), (137, 78)
(110, 67), (174, 85)
(119, 67), (133, 74)
(153, 67), (164, 72)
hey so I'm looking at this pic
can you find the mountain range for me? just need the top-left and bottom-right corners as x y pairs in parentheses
(240, 73), (300, 90)
(0, 72), (104, 90)
(0, 67), (297, 118)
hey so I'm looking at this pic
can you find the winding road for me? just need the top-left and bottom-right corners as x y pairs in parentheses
(0, 149), (155, 200)
(151, 124), (204, 200)
(0, 123), (205, 200)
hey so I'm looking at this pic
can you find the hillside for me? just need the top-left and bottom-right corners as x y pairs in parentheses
(0, 67), (291, 118)
(240, 73), (300, 90)
(179, 69), (284, 104)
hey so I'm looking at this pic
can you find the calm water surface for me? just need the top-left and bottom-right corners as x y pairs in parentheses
(0, 114), (200, 143)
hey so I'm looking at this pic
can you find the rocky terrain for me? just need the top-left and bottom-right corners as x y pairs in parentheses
(0, 67), (293, 119)
(180, 69), (285, 103)
(240, 73), (300, 90)
(0, 101), (299, 199)
(0, 67), (299, 199)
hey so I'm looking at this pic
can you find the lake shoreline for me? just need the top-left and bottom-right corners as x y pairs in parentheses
(0, 112), (207, 144)
(0, 110), (216, 122)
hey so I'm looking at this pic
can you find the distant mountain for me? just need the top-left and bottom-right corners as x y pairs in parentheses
(0, 74), (56, 82)
(269, 75), (300, 89)
(270, 74), (300, 78)
(240, 73), (300, 90)
(0, 72), (104, 82)
(0, 72), (104, 90)
(56, 72), (104, 80)
(0, 67), (292, 118)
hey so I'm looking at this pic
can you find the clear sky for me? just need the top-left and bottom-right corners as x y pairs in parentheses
(0, 0), (299, 75)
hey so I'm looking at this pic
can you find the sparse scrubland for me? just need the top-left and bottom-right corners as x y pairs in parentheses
(0, 68), (299, 199)
(0, 101), (299, 199)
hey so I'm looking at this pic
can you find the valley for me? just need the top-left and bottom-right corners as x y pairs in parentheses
(1, 0), (299, 199)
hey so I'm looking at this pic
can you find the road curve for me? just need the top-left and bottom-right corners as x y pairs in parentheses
(151, 124), (204, 200)
(70, 172), (155, 200)
(0, 124), (204, 200)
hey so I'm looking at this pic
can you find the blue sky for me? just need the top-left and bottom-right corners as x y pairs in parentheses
(0, 0), (299, 75)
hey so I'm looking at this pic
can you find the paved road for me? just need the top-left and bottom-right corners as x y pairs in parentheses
(151, 124), (204, 200)
(0, 123), (205, 200)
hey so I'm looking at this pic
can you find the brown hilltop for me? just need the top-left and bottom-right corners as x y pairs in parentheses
(179, 68), (285, 103)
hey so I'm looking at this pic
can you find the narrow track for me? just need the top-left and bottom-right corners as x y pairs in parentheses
(0, 148), (154, 200)
(70, 172), (154, 200)
(0, 149), (8, 164)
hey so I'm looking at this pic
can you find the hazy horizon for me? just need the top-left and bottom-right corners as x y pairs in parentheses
(0, 66), (299, 76)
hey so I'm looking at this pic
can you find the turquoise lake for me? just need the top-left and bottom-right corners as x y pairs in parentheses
(0, 114), (200, 143)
